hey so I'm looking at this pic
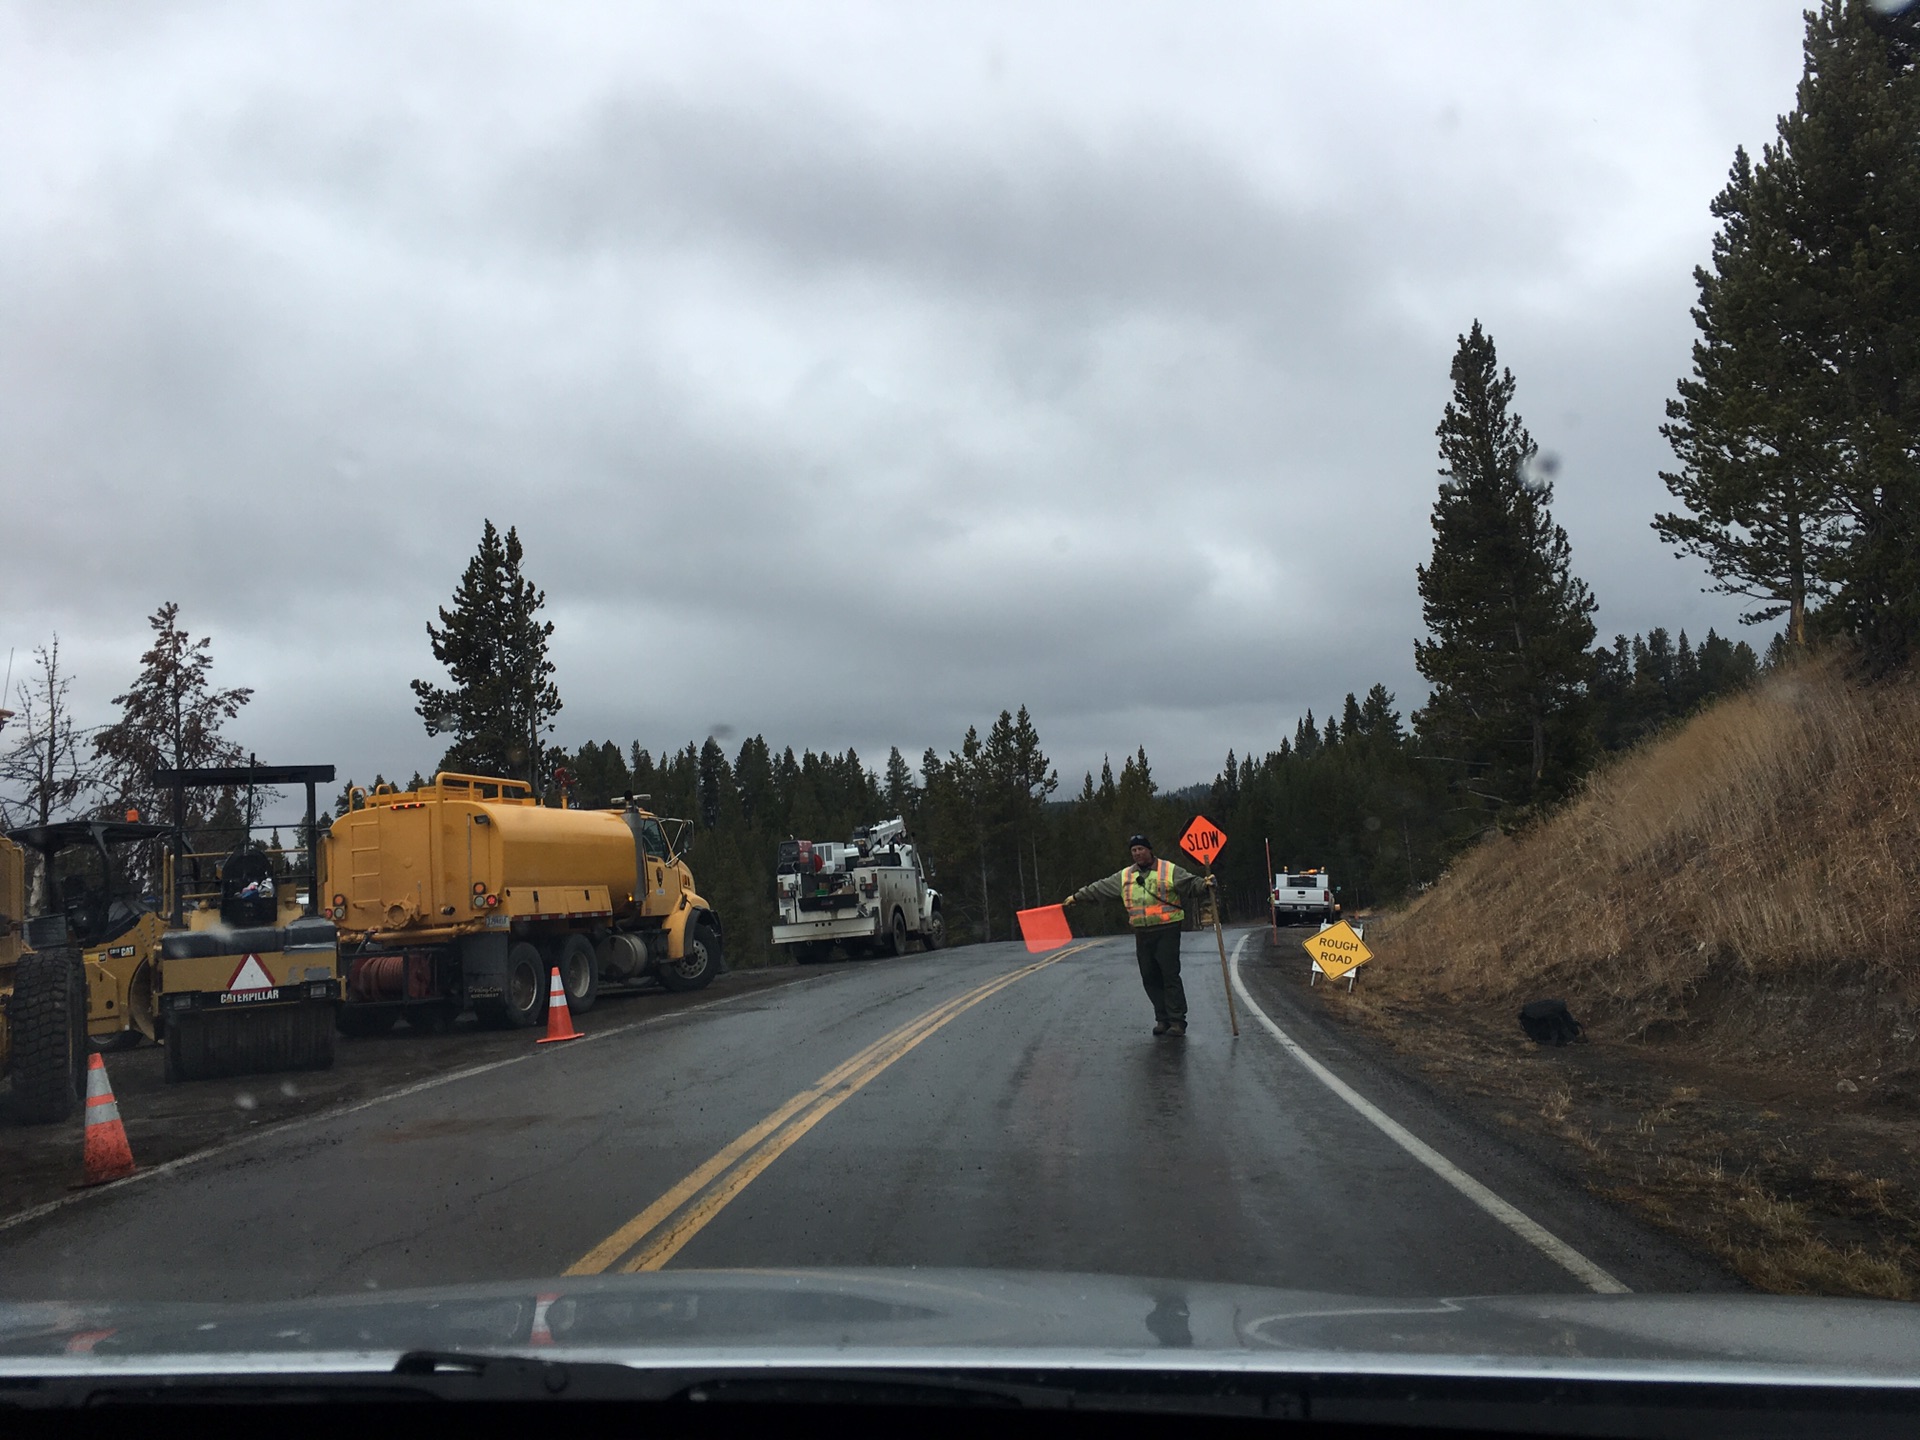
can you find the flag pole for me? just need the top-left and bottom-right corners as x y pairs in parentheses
(1207, 862), (1239, 1037)
(1264, 837), (1277, 947)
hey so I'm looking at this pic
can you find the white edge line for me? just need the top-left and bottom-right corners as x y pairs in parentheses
(0, 976), (818, 1239)
(1228, 932), (1630, 1295)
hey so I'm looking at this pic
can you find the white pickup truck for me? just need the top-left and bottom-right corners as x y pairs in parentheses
(773, 819), (945, 962)
(1271, 868), (1341, 927)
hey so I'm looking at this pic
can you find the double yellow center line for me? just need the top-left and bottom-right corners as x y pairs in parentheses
(567, 941), (1098, 1275)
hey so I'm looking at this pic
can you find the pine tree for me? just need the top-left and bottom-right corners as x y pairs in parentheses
(697, 737), (736, 829)
(1802, 1), (1920, 668)
(629, 745), (657, 800)
(1003, 706), (1056, 906)
(1658, 2), (1920, 665)
(1293, 711), (1319, 760)
(560, 740), (632, 808)
(736, 736), (776, 824)
(1357, 685), (1404, 744)
(882, 746), (917, 817)
(1415, 322), (1597, 816)
(93, 602), (253, 825)
(1655, 147), (1845, 645)
(411, 521), (562, 787)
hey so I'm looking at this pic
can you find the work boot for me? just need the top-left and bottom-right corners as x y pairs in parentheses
(1168, 1020), (1187, 1037)
(1152, 1020), (1169, 1036)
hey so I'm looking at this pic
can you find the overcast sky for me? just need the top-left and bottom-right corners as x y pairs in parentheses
(1, 1), (1810, 800)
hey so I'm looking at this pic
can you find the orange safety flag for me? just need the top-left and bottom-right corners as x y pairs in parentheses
(1016, 904), (1074, 954)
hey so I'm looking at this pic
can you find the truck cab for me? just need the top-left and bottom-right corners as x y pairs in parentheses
(773, 819), (944, 962)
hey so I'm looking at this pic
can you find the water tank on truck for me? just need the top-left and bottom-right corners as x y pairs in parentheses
(323, 773), (723, 1034)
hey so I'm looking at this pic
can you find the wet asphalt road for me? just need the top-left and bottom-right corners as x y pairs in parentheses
(0, 929), (1728, 1303)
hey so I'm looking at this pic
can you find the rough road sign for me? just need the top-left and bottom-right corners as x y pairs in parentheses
(1180, 816), (1227, 868)
(1303, 921), (1373, 981)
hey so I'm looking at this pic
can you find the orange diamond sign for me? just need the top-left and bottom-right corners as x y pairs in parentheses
(1179, 815), (1227, 869)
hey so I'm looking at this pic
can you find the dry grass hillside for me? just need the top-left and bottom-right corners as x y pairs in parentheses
(1376, 653), (1920, 1066)
(1338, 653), (1920, 1296)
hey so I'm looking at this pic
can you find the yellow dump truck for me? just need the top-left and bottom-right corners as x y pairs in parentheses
(325, 773), (722, 1032)
(152, 765), (341, 1082)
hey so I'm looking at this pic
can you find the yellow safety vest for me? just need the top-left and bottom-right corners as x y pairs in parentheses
(1123, 860), (1184, 928)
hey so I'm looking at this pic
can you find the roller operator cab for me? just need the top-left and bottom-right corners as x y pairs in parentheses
(152, 765), (342, 1084)
(323, 773), (722, 1034)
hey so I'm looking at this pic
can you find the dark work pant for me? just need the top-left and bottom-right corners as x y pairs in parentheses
(1134, 923), (1186, 1022)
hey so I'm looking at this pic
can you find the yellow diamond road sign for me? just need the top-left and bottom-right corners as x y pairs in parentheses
(1304, 921), (1373, 981)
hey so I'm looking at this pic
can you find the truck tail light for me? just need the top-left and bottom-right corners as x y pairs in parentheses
(484, 893), (499, 909)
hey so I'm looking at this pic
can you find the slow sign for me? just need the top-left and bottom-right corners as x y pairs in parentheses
(1179, 815), (1227, 868)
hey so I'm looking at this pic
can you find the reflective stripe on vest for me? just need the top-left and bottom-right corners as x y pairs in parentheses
(1123, 859), (1184, 928)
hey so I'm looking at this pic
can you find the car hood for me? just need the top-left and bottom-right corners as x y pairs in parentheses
(1, 1269), (1915, 1386)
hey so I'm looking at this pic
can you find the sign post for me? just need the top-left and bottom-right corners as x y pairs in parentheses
(1179, 815), (1238, 1037)
(1264, 837), (1277, 946)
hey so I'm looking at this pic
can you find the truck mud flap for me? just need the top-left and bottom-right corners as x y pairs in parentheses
(458, 933), (509, 1004)
(164, 1003), (336, 1083)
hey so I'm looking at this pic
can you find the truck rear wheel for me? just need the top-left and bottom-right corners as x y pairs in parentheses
(659, 921), (719, 992)
(555, 934), (598, 1014)
(9, 947), (86, 1124)
(490, 942), (548, 1027)
(887, 908), (910, 958)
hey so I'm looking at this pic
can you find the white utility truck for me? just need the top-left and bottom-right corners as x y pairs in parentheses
(1271, 867), (1341, 927)
(773, 819), (944, 962)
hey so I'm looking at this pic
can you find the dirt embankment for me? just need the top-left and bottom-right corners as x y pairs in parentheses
(1341, 655), (1920, 1298)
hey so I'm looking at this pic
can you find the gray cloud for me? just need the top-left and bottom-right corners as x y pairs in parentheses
(1, 1), (1808, 798)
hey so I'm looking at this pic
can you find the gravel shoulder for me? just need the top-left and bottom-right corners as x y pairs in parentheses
(1248, 922), (1920, 1299)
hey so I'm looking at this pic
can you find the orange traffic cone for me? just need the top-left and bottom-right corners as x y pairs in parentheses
(79, 1053), (137, 1186)
(529, 1292), (560, 1346)
(537, 967), (582, 1045)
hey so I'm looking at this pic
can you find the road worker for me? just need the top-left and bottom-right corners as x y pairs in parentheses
(1064, 834), (1214, 1037)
